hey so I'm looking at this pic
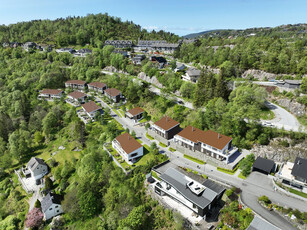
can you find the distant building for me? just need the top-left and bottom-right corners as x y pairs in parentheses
(174, 63), (186, 72)
(182, 68), (201, 83)
(55, 48), (76, 54)
(125, 107), (144, 122)
(39, 89), (63, 100)
(41, 192), (63, 220)
(23, 42), (37, 51)
(104, 40), (133, 49)
(74, 48), (92, 57)
(82, 101), (103, 118)
(150, 56), (167, 68)
(155, 168), (225, 217)
(104, 88), (122, 103)
(65, 80), (87, 90)
(135, 40), (179, 53)
(112, 132), (143, 163)
(23, 157), (48, 180)
(88, 82), (107, 94)
(132, 54), (146, 65)
(276, 80), (302, 89)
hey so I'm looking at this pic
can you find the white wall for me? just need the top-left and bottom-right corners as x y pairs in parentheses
(127, 146), (144, 161)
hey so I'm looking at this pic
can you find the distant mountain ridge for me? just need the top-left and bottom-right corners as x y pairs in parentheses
(183, 30), (220, 39)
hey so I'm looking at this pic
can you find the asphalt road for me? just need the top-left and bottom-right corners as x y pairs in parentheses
(263, 101), (303, 132)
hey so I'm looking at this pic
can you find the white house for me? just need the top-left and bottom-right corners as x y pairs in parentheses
(39, 89), (63, 100)
(112, 133), (143, 163)
(23, 157), (48, 180)
(41, 193), (63, 220)
(181, 68), (201, 83)
(82, 101), (103, 118)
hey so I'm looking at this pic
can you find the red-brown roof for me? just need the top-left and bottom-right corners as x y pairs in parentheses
(105, 88), (121, 97)
(154, 116), (179, 131)
(65, 80), (86, 85)
(88, 82), (106, 88)
(82, 101), (101, 113)
(176, 126), (232, 150)
(115, 133), (142, 154)
(68, 91), (86, 99)
(126, 107), (144, 116)
(40, 89), (63, 95)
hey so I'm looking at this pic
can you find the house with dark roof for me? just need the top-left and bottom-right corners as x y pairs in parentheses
(277, 157), (307, 193)
(155, 168), (225, 217)
(82, 101), (103, 118)
(125, 107), (144, 122)
(247, 215), (280, 230)
(74, 48), (92, 57)
(173, 126), (236, 164)
(88, 82), (107, 94)
(65, 80), (87, 90)
(252, 157), (275, 175)
(150, 56), (167, 68)
(41, 192), (63, 220)
(182, 68), (201, 83)
(149, 116), (180, 145)
(112, 133), (143, 163)
(67, 91), (87, 104)
(104, 88), (122, 103)
(23, 157), (48, 180)
(39, 89), (63, 100)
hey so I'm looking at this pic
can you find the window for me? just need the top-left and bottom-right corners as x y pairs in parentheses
(57, 210), (60, 213)
(130, 153), (138, 157)
(55, 205), (58, 208)
(49, 208), (52, 210)
(193, 204), (196, 209)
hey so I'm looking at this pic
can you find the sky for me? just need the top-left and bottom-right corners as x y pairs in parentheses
(1, 0), (307, 36)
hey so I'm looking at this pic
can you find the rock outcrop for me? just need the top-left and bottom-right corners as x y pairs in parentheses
(241, 69), (277, 80)
(276, 98), (306, 117)
(137, 72), (164, 88)
(251, 139), (307, 163)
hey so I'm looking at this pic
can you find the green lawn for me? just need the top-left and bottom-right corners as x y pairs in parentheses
(146, 132), (154, 140)
(134, 144), (155, 166)
(169, 147), (176, 152)
(217, 166), (239, 175)
(119, 109), (126, 117)
(159, 142), (167, 148)
(297, 116), (307, 129)
(136, 138), (143, 144)
(260, 107), (275, 120)
(105, 144), (132, 171)
(183, 154), (206, 165)
(113, 109), (122, 118)
(238, 172), (247, 179)
(139, 116), (151, 123)
(289, 188), (307, 199)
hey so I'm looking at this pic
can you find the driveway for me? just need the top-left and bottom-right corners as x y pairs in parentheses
(263, 101), (303, 132)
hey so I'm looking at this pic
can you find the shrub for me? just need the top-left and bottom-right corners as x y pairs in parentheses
(25, 208), (44, 229)
(226, 189), (234, 197)
(34, 199), (41, 208)
(258, 195), (271, 205)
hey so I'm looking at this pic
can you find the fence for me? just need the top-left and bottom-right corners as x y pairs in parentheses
(15, 169), (32, 194)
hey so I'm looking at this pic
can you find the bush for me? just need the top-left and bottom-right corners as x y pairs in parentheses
(279, 140), (289, 147)
(34, 199), (41, 208)
(258, 195), (271, 205)
(226, 189), (234, 197)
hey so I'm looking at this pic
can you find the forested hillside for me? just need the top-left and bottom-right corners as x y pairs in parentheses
(0, 13), (179, 47)
(176, 24), (307, 76)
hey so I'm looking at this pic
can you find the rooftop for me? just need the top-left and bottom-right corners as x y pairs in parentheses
(176, 126), (232, 150)
(126, 107), (144, 116)
(247, 216), (280, 230)
(159, 168), (224, 209)
(40, 89), (63, 95)
(291, 157), (307, 180)
(27, 157), (47, 171)
(41, 192), (62, 213)
(82, 101), (101, 113)
(154, 116), (180, 131)
(88, 82), (106, 89)
(105, 88), (121, 97)
(253, 157), (275, 174)
(284, 80), (302, 85)
(187, 68), (201, 76)
(65, 79), (86, 85)
(115, 132), (143, 154)
(68, 91), (86, 99)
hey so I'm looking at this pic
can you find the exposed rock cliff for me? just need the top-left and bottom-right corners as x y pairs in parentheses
(137, 72), (164, 88)
(276, 98), (306, 117)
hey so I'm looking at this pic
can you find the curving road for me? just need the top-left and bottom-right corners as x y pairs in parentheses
(263, 101), (304, 132)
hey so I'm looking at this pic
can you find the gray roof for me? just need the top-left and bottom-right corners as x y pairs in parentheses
(284, 80), (302, 85)
(247, 216), (280, 230)
(202, 180), (225, 196)
(105, 40), (133, 45)
(41, 193), (62, 213)
(291, 157), (307, 180)
(27, 157), (47, 171)
(253, 157), (275, 174)
(159, 168), (221, 209)
(187, 68), (201, 76)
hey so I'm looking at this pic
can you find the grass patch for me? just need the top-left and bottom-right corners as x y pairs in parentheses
(260, 107), (275, 120)
(217, 161), (241, 175)
(297, 116), (307, 129)
(113, 109), (122, 118)
(289, 188), (307, 199)
(146, 132), (154, 140)
(136, 138), (143, 144)
(151, 171), (160, 180)
(159, 142), (167, 148)
(238, 172), (247, 179)
(119, 109), (126, 117)
(169, 147), (176, 152)
(106, 144), (132, 170)
(139, 116), (151, 123)
(183, 154), (206, 165)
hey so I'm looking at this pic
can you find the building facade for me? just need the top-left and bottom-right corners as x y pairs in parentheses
(65, 80), (87, 90)
(39, 89), (63, 100)
(104, 88), (122, 103)
(41, 193), (63, 220)
(88, 82), (107, 94)
(151, 116), (180, 140)
(125, 107), (144, 122)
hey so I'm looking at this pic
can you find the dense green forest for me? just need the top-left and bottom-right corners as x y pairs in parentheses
(0, 13), (179, 47)
(176, 30), (307, 75)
